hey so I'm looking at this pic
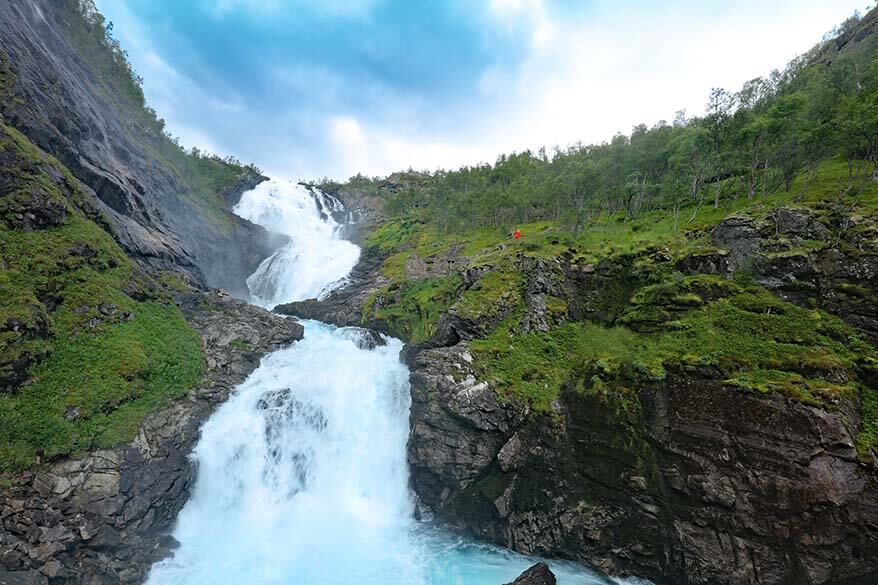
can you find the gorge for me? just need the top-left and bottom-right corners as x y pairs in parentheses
(146, 181), (618, 585)
(1, 1), (877, 584)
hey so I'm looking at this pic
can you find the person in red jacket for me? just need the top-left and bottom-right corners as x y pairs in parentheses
(514, 229), (522, 240)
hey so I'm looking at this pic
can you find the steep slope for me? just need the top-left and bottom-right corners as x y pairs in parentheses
(0, 113), (305, 584)
(0, 3), (308, 582)
(276, 9), (878, 584)
(0, 0), (279, 297)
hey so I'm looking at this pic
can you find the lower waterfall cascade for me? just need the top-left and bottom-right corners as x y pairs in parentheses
(146, 180), (644, 585)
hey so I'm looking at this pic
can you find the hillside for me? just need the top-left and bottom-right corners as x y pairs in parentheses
(278, 8), (878, 585)
(0, 2), (305, 583)
(0, 0), (278, 296)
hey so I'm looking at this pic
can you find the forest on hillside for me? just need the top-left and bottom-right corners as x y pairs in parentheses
(330, 10), (878, 234)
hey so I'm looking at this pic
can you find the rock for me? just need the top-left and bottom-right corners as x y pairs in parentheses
(408, 361), (878, 585)
(713, 215), (763, 269)
(505, 563), (556, 585)
(0, 0), (277, 296)
(342, 327), (387, 350)
(518, 256), (564, 334)
(0, 570), (48, 585)
(275, 254), (389, 329)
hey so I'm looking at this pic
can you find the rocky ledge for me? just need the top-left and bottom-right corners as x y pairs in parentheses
(0, 291), (303, 584)
(408, 345), (878, 585)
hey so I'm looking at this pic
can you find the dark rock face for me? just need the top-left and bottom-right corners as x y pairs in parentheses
(403, 206), (878, 584)
(0, 291), (303, 584)
(0, 0), (277, 296)
(275, 254), (389, 327)
(0, 571), (47, 585)
(408, 360), (878, 585)
(705, 209), (878, 339)
(506, 563), (556, 585)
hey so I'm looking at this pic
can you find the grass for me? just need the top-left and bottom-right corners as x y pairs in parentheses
(363, 276), (461, 343)
(358, 157), (877, 453)
(0, 303), (203, 470)
(859, 386), (878, 459)
(0, 121), (205, 472)
(452, 271), (523, 322)
(471, 320), (662, 412)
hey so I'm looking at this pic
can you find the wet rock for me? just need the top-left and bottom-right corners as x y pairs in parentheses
(505, 563), (556, 585)
(408, 359), (878, 585)
(713, 215), (762, 269)
(344, 327), (387, 350)
(275, 254), (389, 329)
(0, 0), (276, 296)
(518, 256), (564, 334)
(0, 187), (68, 231)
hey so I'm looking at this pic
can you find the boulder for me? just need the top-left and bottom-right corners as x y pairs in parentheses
(505, 563), (556, 585)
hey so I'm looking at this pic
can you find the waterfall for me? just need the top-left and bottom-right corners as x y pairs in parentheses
(233, 180), (361, 308)
(147, 180), (636, 585)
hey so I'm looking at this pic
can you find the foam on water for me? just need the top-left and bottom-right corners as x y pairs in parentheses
(147, 180), (645, 585)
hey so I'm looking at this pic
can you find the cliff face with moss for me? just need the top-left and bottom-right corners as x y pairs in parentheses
(0, 0), (278, 297)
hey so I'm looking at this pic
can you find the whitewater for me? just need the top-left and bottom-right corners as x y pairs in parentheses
(147, 180), (639, 585)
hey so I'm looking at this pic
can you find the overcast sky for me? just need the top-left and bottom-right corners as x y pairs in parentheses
(94, 0), (871, 181)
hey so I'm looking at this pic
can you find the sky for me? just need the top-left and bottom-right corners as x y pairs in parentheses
(94, 0), (872, 181)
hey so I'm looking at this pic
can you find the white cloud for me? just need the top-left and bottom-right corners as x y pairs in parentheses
(95, 0), (870, 180)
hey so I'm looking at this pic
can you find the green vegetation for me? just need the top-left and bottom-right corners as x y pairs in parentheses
(364, 276), (461, 343)
(859, 386), (878, 457)
(0, 121), (204, 472)
(0, 303), (202, 470)
(333, 11), (876, 239)
(453, 271), (522, 322)
(57, 0), (261, 230)
(471, 285), (870, 414)
(472, 321), (660, 412)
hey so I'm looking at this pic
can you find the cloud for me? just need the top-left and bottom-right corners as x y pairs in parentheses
(94, 0), (870, 181)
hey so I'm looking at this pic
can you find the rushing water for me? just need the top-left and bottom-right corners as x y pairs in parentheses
(233, 180), (361, 307)
(147, 180), (640, 585)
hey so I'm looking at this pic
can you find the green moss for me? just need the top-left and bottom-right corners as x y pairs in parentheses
(858, 386), (878, 459)
(725, 369), (856, 403)
(452, 270), (522, 321)
(471, 321), (662, 412)
(156, 271), (190, 293)
(0, 121), (205, 471)
(362, 276), (461, 343)
(662, 290), (866, 379)
(363, 218), (422, 257)
(469, 283), (871, 413)
(380, 251), (409, 280)
(230, 339), (251, 351)
(0, 302), (203, 471)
